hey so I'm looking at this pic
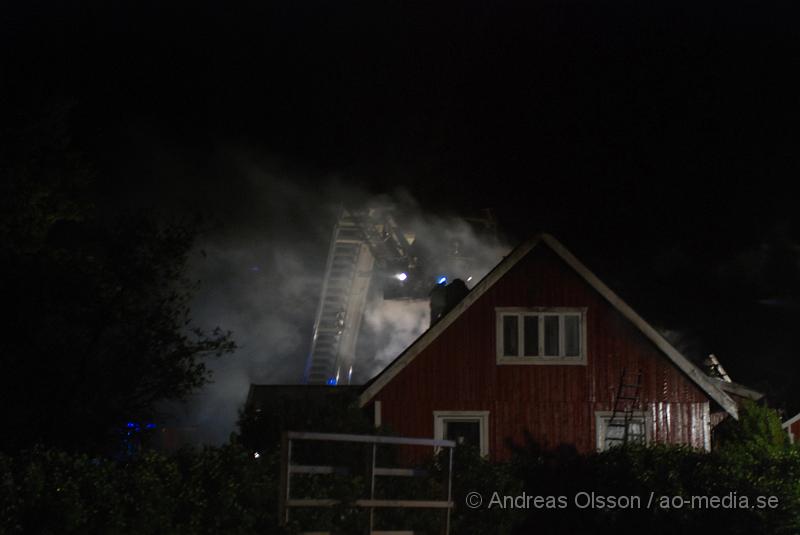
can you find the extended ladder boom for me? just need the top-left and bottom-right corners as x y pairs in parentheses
(304, 210), (375, 385)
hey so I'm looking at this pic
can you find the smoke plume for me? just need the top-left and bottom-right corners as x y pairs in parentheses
(172, 153), (510, 444)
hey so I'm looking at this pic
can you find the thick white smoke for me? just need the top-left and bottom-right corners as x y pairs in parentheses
(173, 153), (511, 444)
(357, 208), (511, 381)
(361, 299), (430, 380)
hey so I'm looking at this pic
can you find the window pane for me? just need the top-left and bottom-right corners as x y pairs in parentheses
(445, 420), (481, 449)
(544, 316), (560, 355)
(604, 418), (624, 450)
(604, 417), (625, 449)
(502, 315), (518, 356)
(605, 420), (625, 440)
(564, 315), (580, 356)
(627, 420), (645, 443)
(603, 417), (645, 450)
(523, 315), (539, 356)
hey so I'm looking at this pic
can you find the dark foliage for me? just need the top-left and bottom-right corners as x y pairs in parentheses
(1, 413), (798, 535)
(502, 403), (800, 535)
(0, 101), (234, 455)
(0, 445), (281, 535)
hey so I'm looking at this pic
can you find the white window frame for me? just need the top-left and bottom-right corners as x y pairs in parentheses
(595, 410), (649, 451)
(495, 307), (587, 365)
(433, 410), (490, 457)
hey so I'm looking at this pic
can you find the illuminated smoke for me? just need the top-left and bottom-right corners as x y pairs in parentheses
(361, 299), (430, 380)
(171, 153), (510, 444)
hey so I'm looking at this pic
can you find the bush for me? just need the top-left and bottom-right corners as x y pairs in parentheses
(2, 409), (799, 535)
(502, 405), (800, 535)
(0, 445), (283, 535)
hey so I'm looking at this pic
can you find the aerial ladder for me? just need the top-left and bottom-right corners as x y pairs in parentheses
(304, 207), (413, 385)
(304, 206), (496, 385)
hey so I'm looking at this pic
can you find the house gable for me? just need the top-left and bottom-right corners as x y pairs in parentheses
(359, 234), (738, 421)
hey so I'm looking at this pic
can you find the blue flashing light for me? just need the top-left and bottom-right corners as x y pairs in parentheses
(437, 276), (447, 284)
(126, 422), (136, 428)
(327, 377), (337, 385)
(145, 423), (156, 429)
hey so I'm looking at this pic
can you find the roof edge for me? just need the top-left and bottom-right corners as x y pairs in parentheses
(709, 378), (764, 402)
(541, 234), (738, 419)
(784, 412), (800, 429)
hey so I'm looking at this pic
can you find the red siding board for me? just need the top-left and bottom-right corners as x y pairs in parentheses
(374, 244), (712, 462)
(790, 420), (800, 443)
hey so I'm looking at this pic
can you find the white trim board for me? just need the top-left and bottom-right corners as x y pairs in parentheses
(783, 412), (800, 429)
(709, 377), (764, 401)
(359, 233), (738, 419)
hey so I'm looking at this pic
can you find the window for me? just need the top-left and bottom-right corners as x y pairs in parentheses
(496, 307), (586, 364)
(433, 411), (489, 457)
(595, 411), (648, 451)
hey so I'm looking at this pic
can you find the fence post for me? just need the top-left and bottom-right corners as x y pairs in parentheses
(369, 442), (377, 534)
(278, 431), (291, 526)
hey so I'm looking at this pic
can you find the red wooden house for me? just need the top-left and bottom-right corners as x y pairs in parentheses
(358, 234), (739, 461)
(784, 413), (800, 444)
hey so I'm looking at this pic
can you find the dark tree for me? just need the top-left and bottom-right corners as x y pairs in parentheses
(0, 99), (234, 454)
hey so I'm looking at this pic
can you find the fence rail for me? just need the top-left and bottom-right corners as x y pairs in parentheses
(279, 431), (456, 535)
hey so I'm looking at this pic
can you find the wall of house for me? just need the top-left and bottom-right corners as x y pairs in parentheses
(789, 420), (800, 443)
(368, 244), (713, 462)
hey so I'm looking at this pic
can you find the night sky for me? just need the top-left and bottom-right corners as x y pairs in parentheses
(5, 0), (800, 439)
